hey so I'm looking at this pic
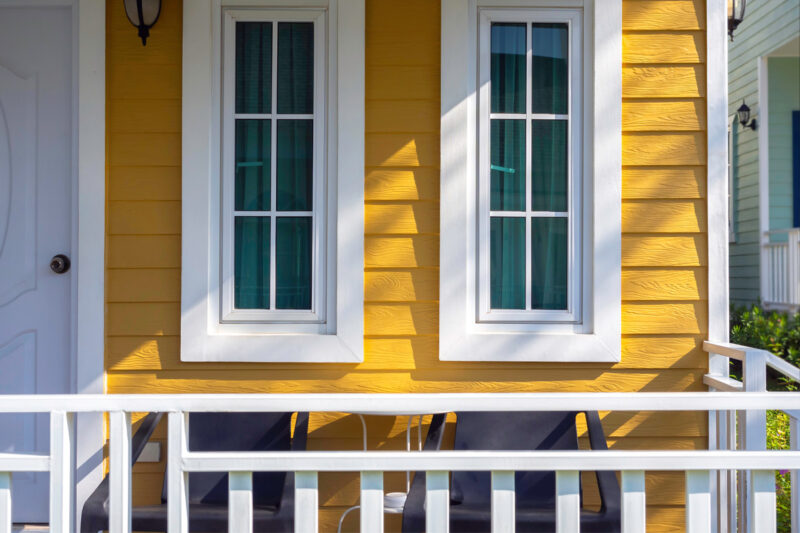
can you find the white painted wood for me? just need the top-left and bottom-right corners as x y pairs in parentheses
(491, 471), (515, 533)
(702, 374), (744, 392)
(360, 472), (383, 533)
(228, 471), (253, 533)
(168, 412), (189, 533)
(180, 0), (365, 362)
(758, 56), (770, 306)
(294, 471), (318, 533)
(426, 471), (449, 533)
(685, 471), (712, 533)
(0, 455), (50, 472)
(49, 411), (74, 533)
(556, 470), (580, 533)
(109, 412), (132, 533)
(749, 470), (776, 533)
(0, 473), (10, 533)
(791, 416), (799, 533)
(621, 470), (645, 533)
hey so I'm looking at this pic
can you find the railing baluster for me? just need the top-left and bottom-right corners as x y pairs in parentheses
(0, 472), (10, 533)
(295, 471), (318, 533)
(360, 471), (383, 533)
(556, 470), (580, 532)
(791, 415), (798, 533)
(110, 411), (132, 533)
(491, 471), (515, 533)
(49, 411), (74, 533)
(621, 470), (646, 533)
(685, 470), (711, 533)
(426, 471), (449, 533)
(229, 471), (253, 533)
(750, 470), (776, 533)
(168, 412), (189, 533)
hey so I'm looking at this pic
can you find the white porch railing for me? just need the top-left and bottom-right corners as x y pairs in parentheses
(762, 227), (800, 308)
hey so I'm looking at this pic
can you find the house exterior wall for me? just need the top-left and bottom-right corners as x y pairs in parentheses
(728, 0), (800, 306)
(105, 0), (710, 529)
(768, 57), (800, 233)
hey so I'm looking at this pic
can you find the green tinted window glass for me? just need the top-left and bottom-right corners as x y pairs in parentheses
(235, 120), (271, 211)
(490, 120), (526, 211)
(236, 22), (272, 114)
(531, 23), (568, 115)
(490, 217), (526, 309)
(276, 120), (313, 211)
(276, 217), (312, 309)
(531, 120), (568, 211)
(531, 217), (567, 309)
(277, 22), (314, 114)
(491, 23), (526, 114)
(234, 217), (271, 309)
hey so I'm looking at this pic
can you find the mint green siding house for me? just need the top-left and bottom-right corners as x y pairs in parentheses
(729, 0), (800, 309)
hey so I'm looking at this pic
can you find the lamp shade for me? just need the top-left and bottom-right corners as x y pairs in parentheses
(124, 0), (162, 45)
(737, 101), (751, 127)
(728, 0), (746, 39)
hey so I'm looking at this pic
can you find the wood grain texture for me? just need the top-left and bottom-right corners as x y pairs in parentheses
(622, 269), (706, 301)
(622, 200), (705, 233)
(107, 236), (181, 268)
(623, 66), (705, 98)
(365, 203), (439, 234)
(107, 269), (181, 303)
(622, 168), (705, 199)
(366, 66), (440, 100)
(622, 0), (704, 31)
(107, 303), (180, 336)
(621, 303), (707, 334)
(365, 134), (440, 167)
(365, 269), (439, 301)
(622, 100), (705, 131)
(365, 236), (439, 267)
(623, 133), (706, 166)
(365, 167), (440, 201)
(622, 32), (704, 64)
(366, 100), (439, 133)
(622, 235), (707, 266)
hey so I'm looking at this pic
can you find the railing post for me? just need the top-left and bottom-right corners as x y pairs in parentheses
(426, 471), (449, 533)
(228, 471), (253, 533)
(49, 411), (75, 533)
(621, 470), (646, 533)
(0, 472), (10, 533)
(791, 415), (799, 533)
(168, 412), (189, 533)
(295, 471), (318, 533)
(556, 470), (580, 533)
(360, 471), (383, 533)
(491, 471), (515, 533)
(749, 470), (776, 533)
(742, 349), (768, 533)
(686, 470), (712, 533)
(110, 411), (132, 533)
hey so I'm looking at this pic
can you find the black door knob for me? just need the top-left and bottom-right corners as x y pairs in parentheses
(50, 254), (71, 274)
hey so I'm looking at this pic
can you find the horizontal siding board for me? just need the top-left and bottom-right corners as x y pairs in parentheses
(622, 235), (707, 266)
(622, 99), (705, 131)
(621, 302), (707, 334)
(623, 66), (705, 98)
(365, 167), (440, 201)
(622, 200), (705, 233)
(365, 133), (440, 167)
(365, 236), (439, 267)
(107, 269), (181, 303)
(622, 32), (704, 64)
(622, 0), (704, 30)
(621, 167), (705, 199)
(109, 167), (181, 201)
(623, 133), (706, 166)
(365, 203), (439, 235)
(365, 270), (439, 302)
(108, 236), (182, 268)
(622, 268), (707, 301)
(109, 201), (182, 235)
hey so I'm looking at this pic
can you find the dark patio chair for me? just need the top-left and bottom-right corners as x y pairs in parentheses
(402, 411), (621, 533)
(80, 411), (309, 533)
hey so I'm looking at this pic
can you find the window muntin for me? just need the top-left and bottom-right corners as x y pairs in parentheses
(478, 9), (582, 324)
(221, 10), (326, 325)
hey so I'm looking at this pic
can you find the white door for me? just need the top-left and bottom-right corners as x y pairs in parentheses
(0, 5), (74, 523)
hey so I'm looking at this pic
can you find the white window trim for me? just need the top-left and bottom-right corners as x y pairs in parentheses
(181, 0), (364, 363)
(439, 0), (621, 362)
(728, 114), (736, 243)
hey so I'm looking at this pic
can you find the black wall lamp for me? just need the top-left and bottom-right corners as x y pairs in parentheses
(737, 100), (758, 131)
(124, 0), (162, 46)
(728, 0), (746, 40)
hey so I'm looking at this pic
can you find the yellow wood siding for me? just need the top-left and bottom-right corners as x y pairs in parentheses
(105, 0), (709, 529)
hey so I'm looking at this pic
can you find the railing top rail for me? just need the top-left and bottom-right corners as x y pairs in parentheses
(182, 450), (800, 472)
(704, 340), (800, 383)
(0, 392), (798, 413)
(765, 227), (800, 236)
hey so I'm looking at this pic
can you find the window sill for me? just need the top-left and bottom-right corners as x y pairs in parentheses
(439, 331), (620, 363)
(180, 331), (363, 363)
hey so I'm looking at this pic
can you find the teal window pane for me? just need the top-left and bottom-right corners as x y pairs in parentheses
(531, 23), (568, 115)
(236, 22), (272, 114)
(235, 119), (271, 211)
(277, 22), (314, 114)
(531, 120), (568, 211)
(531, 217), (567, 310)
(491, 23), (526, 114)
(277, 120), (313, 211)
(276, 217), (312, 309)
(234, 217), (271, 309)
(490, 119), (526, 211)
(490, 217), (525, 309)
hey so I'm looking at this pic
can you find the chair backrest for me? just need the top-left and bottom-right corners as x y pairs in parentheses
(161, 412), (293, 507)
(451, 411), (580, 509)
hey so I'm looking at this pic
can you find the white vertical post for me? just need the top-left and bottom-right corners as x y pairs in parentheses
(791, 415), (798, 533)
(295, 471), (318, 533)
(49, 411), (75, 533)
(491, 471), (515, 533)
(743, 349), (768, 533)
(749, 470), (776, 533)
(621, 470), (646, 533)
(728, 409), (738, 533)
(110, 412), (132, 533)
(426, 471), (449, 533)
(168, 412), (189, 533)
(686, 471), (712, 533)
(229, 471), (253, 533)
(360, 472), (383, 533)
(556, 471), (580, 533)
(0, 473), (10, 533)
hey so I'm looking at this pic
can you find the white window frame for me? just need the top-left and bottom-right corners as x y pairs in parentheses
(440, 0), (621, 362)
(181, 0), (364, 362)
(478, 9), (582, 324)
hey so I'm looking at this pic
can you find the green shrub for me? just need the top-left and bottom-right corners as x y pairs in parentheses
(768, 410), (792, 532)
(730, 306), (800, 368)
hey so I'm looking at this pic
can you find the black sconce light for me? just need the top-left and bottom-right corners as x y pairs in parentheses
(737, 100), (757, 131)
(728, 0), (746, 40)
(124, 0), (162, 46)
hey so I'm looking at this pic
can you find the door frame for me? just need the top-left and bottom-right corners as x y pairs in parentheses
(0, 0), (105, 526)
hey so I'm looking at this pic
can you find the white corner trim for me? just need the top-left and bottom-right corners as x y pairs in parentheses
(757, 56), (769, 306)
(180, 0), (364, 363)
(439, 0), (621, 362)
